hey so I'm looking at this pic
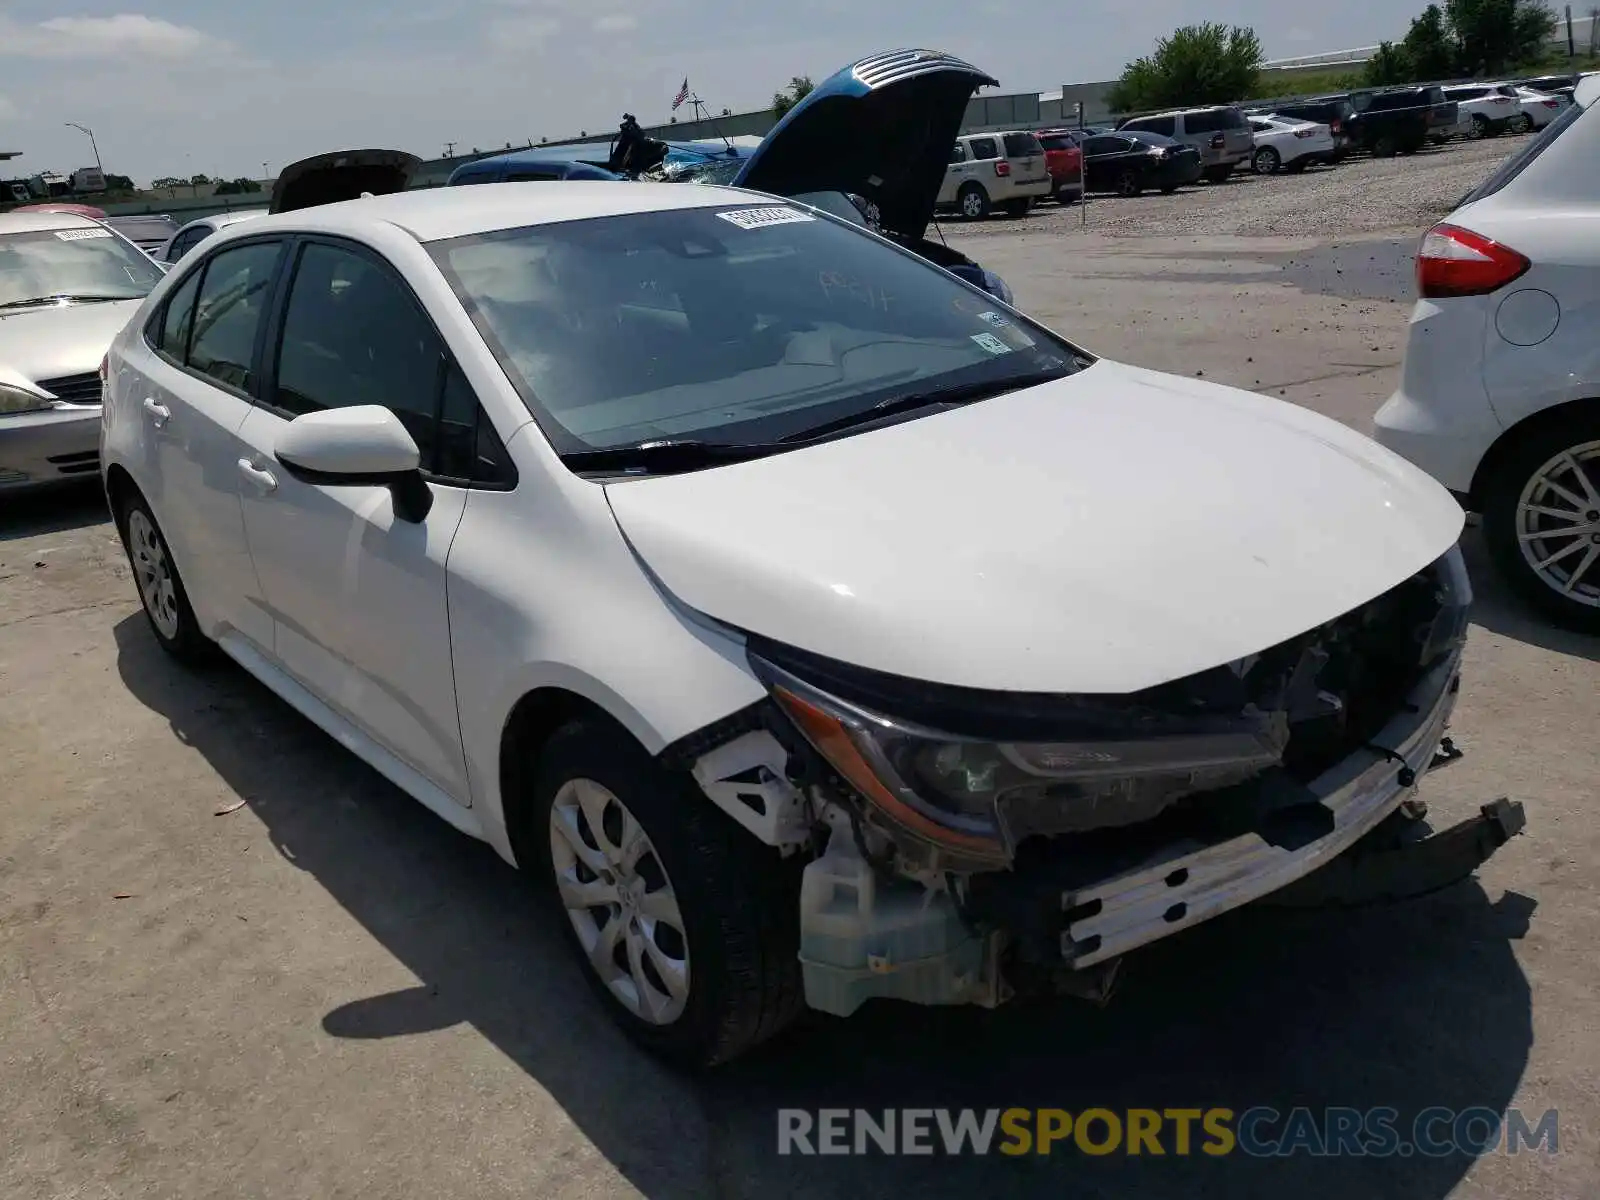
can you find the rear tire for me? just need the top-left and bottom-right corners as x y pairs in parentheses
(1115, 168), (1143, 197)
(1252, 147), (1281, 175)
(1481, 414), (1600, 633)
(115, 493), (213, 663)
(524, 719), (808, 1069)
(1468, 115), (1489, 140)
(956, 183), (990, 220)
(1373, 134), (1399, 157)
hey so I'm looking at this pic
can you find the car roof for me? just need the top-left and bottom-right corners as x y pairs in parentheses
(0, 210), (100, 235)
(232, 180), (778, 244)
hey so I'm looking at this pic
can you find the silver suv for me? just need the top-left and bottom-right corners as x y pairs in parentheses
(1117, 106), (1254, 182)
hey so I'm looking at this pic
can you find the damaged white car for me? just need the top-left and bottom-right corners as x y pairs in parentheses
(100, 159), (1523, 1068)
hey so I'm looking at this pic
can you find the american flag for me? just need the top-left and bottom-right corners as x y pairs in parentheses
(672, 78), (690, 110)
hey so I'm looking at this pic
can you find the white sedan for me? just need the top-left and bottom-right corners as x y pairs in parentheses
(1248, 115), (1336, 174)
(1376, 74), (1600, 629)
(103, 169), (1490, 1066)
(156, 208), (267, 263)
(1513, 85), (1570, 130)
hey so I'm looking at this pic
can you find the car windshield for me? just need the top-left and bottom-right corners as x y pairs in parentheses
(0, 225), (164, 307)
(430, 204), (1086, 462)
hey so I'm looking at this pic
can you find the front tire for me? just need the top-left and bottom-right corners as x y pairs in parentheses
(956, 182), (990, 220)
(1253, 146), (1281, 175)
(527, 720), (806, 1068)
(1115, 168), (1143, 197)
(116, 494), (212, 662)
(1482, 416), (1600, 632)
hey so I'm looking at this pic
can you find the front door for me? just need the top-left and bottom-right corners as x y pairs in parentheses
(234, 238), (472, 803)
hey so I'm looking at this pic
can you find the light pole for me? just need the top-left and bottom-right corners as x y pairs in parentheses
(64, 123), (103, 176)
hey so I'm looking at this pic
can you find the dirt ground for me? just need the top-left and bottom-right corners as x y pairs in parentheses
(3, 149), (1598, 1199)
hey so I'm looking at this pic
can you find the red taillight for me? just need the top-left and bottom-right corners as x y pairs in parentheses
(1416, 223), (1531, 298)
(993, 160), (1010, 177)
(1544, 99), (1560, 108)
(1330, 119), (1342, 133)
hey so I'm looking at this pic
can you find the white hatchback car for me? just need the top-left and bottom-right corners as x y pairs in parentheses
(1376, 75), (1600, 630)
(103, 167), (1507, 1067)
(1247, 115), (1336, 174)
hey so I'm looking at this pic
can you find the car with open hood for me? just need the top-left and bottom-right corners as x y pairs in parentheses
(99, 179), (1522, 1068)
(446, 50), (1019, 302)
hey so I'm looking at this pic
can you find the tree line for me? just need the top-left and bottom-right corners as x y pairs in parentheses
(1106, 0), (1562, 113)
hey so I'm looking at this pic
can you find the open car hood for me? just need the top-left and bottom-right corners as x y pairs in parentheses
(733, 49), (998, 242)
(268, 149), (421, 214)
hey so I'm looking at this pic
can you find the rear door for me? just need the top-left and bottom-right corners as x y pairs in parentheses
(116, 238), (286, 652)
(1001, 132), (1049, 188)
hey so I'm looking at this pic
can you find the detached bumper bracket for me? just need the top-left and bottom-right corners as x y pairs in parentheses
(1262, 797), (1526, 908)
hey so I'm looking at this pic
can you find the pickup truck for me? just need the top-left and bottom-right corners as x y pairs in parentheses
(1344, 85), (1456, 156)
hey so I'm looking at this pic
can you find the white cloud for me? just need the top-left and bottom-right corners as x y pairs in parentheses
(0, 13), (225, 60)
(594, 13), (637, 32)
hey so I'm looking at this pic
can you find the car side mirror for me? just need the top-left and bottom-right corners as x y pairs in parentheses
(274, 405), (434, 523)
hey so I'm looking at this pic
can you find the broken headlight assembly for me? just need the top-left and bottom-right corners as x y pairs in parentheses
(752, 655), (1290, 866)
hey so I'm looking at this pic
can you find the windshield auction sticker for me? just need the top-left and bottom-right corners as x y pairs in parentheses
(970, 332), (1012, 356)
(715, 206), (817, 230)
(53, 228), (114, 241)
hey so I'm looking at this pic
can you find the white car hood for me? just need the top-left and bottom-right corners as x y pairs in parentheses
(605, 360), (1465, 694)
(0, 299), (142, 385)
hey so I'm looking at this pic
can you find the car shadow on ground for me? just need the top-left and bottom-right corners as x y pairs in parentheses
(113, 615), (1535, 1199)
(0, 481), (109, 542)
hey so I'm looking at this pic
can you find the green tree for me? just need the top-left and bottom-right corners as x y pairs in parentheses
(189, 173), (212, 186)
(1363, 40), (1416, 85)
(1449, 0), (1557, 74)
(1401, 4), (1458, 77)
(771, 75), (815, 119)
(1106, 23), (1264, 113)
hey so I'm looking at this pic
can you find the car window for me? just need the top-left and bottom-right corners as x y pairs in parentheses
(1462, 98), (1584, 204)
(185, 241), (280, 392)
(155, 267), (203, 361)
(967, 137), (998, 160)
(949, 143), (966, 163)
(506, 168), (562, 181)
(272, 242), (445, 454)
(1186, 110), (1222, 133)
(1083, 136), (1125, 155)
(1002, 133), (1042, 157)
(1130, 116), (1175, 136)
(1450, 86), (1487, 100)
(453, 170), (501, 185)
(0, 223), (165, 307)
(1037, 135), (1073, 151)
(437, 360), (515, 485)
(430, 204), (1086, 461)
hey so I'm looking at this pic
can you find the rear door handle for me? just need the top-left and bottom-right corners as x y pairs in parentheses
(237, 458), (278, 493)
(142, 398), (170, 428)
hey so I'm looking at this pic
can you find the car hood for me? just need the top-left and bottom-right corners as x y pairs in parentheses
(269, 148), (421, 214)
(604, 361), (1465, 695)
(0, 299), (143, 383)
(733, 48), (998, 242)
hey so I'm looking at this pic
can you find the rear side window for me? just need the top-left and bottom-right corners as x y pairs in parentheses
(1450, 86), (1488, 100)
(949, 143), (967, 163)
(1185, 110), (1221, 133)
(1136, 115), (1176, 136)
(967, 137), (999, 160)
(154, 268), (203, 360)
(1462, 99), (1584, 204)
(187, 241), (281, 393)
(1083, 136), (1129, 155)
(506, 168), (561, 181)
(1038, 135), (1073, 151)
(1002, 133), (1042, 156)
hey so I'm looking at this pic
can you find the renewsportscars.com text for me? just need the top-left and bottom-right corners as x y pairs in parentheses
(776, 1106), (1560, 1158)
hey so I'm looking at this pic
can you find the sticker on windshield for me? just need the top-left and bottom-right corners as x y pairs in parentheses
(715, 206), (817, 230)
(53, 228), (114, 241)
(976, 311), (1010, 328)
(971, 332), (1012, 356)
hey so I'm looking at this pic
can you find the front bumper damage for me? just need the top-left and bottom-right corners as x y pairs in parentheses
(783, 650), (1524, 1018)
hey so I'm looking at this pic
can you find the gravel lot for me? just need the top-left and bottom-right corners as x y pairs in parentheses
(4, 135), (1598, 1200)
(950, 135), (1521, 240)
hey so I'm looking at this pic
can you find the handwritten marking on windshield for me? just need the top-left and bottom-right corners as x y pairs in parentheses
(817, 271), (893, 312)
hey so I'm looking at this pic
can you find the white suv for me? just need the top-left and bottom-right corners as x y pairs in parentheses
(1376, 76), (1600, 629)
(937, 131), (1051, 218)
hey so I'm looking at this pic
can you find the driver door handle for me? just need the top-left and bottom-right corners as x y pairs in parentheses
(237, 458), (278, 493)
(142, 398), (170, 428)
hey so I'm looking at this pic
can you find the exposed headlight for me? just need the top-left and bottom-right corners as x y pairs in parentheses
(980, 269), (1014, 306)
(0, 382), (55, 415)
(755, 657), (1287, 864)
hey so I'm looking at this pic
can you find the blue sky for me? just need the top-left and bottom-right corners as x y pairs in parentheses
(1, 1), (1416, 183)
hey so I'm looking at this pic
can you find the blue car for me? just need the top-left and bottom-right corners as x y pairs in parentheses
(450, 49), (1016, 302)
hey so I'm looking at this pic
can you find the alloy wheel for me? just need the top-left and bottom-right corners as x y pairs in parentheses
(549, 777), (690, 1025)
(1515, 439), (1600, 609)
(961, 190), (985, 218)
(127, 509), (180, 640)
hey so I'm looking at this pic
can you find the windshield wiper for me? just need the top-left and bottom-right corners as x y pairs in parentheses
(778, 368), (1072, 443)
(0, 293), (135, 311)
(561, 438), (785, 475)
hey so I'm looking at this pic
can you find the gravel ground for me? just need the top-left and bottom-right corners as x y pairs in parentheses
(947, 135), (1523, 241)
